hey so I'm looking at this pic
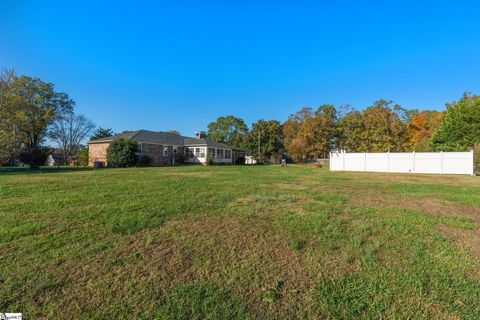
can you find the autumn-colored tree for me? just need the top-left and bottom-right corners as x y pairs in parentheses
(360, 100), (406, 152)
(296, 105), (337, 158)
(282, 107), (313, 147)
(404, 110), (443, 151)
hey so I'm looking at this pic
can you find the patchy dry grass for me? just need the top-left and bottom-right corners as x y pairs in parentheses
(1, 165), (480, 319)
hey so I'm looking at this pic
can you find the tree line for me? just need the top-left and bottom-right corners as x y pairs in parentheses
(207, 95), (480, 163)
(0, 69), (105, 168)
(2, 69), (479, 168)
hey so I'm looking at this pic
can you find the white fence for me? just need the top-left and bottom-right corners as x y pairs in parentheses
(330, 151), (474, 175)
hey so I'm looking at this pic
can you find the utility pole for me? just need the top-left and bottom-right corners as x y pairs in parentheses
(257, 131), (261, 161)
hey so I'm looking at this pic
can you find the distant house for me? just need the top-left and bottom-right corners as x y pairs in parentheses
(88, 130), (245, 167)
(45, 153), (66, 166)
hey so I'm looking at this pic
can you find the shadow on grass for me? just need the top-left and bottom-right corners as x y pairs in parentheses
(0, 166), (98, 175)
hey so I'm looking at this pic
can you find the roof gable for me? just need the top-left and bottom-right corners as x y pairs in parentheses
(88, 129), (240, 149)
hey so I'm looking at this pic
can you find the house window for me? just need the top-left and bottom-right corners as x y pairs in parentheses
(217, 149), (224, 159)
(195, 148), (200, 157)
(225, 149), (231, 159)
(173, 146), (178, 154)
(137, 143), (144, 155)
(188, 147), (194, 158)
(208, 148), (214, 158)
(163, 147), (169, 157)
(200, 147), (205, 158)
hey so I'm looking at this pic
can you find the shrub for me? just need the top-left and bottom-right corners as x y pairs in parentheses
(106, 139), (138, 168)
(19, 147), (51, 169)
(235, 156), (245, 165)
(77, 148), (89, 166)
(206, 153), (214, 165)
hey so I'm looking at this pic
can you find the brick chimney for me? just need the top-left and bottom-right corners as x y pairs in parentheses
(195, 131), (206, 139)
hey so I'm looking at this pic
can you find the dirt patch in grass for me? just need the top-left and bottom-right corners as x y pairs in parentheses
(346, 171), (480, 187)
(348, 188), (480, 220)
(437, 224), (480, 280)
(141, 214), (353, 319)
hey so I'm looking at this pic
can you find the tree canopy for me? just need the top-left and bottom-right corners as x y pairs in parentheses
(90, 127), (115, 140)
(0, 70), (74, 167)
(207, 115), (248, 148)
(431, 94), (480, 151)
(244, 120), (283, 161)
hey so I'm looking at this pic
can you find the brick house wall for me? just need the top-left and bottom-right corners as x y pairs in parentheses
(142, 144), (185, 166)
(88, 143), (109, 166)
(88, 141), (186, 167)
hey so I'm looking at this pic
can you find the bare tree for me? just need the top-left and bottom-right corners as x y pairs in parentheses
(49, 113), (96, 164)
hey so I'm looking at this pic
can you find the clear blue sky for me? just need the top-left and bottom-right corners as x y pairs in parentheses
(1, 1), (479, 136)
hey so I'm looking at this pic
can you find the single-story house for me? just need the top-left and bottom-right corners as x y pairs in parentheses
(88, 130), (245, 167)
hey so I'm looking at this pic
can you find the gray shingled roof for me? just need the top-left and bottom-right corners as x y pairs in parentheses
(183, 137), (233, 149)
(88, 129), (241, 149)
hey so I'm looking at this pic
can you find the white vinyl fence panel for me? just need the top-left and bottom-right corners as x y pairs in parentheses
(329, 151), (474, 175)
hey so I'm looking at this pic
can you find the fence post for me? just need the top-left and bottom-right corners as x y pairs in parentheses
(364, 152), (367, 172)
(412, 151), (416, 173)
(471, 149), (475, 176)
(387, 151), (390, 172)
(440, 151), (444, 174)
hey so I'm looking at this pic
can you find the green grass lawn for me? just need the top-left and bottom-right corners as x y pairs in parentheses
(1, 165), (479, 319)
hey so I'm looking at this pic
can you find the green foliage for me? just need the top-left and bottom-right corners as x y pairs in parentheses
(288, 237), (305, 251)
(166, 129), (181, 135)
(18, 146), (51, 169)
(431, 93), (480, 151)
(207, 115), (249, 148)
(0, 70), (74, 168)
(206, 152), (214, 165)
(90, 127), (114, 140)
(244, 119), (283, 161)
(77, 147), (89, 166)
(106, 139), (138, 167)
(156, 283), (251, 319)
(0, 69), (18, 164)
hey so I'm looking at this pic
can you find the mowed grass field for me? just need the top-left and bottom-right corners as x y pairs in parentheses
(1, 165), (480, 319)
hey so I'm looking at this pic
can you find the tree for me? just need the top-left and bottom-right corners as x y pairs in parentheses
(301, 105), (337, 158)
(358, 100), (405, 152)
(431, 93), (480, 151)
(77, 146), (89, 166)
(90, 127), (115, 140)
(283, 107), (313, 161)
(283, 105), (337, 160)
(49, 113), (96, 164)
(12, 75), (74, 168)
(336, 110), (365, 151)
(244, 120), (283, 161)
(404, 110), (443, 151)
(207, 115), (249, 148)
(106, 139), (138, 167)
(0, 69), (18, 164)
(167, 130), (181, 135)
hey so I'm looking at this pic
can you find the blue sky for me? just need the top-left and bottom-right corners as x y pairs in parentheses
(1, 1), (479, 136)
